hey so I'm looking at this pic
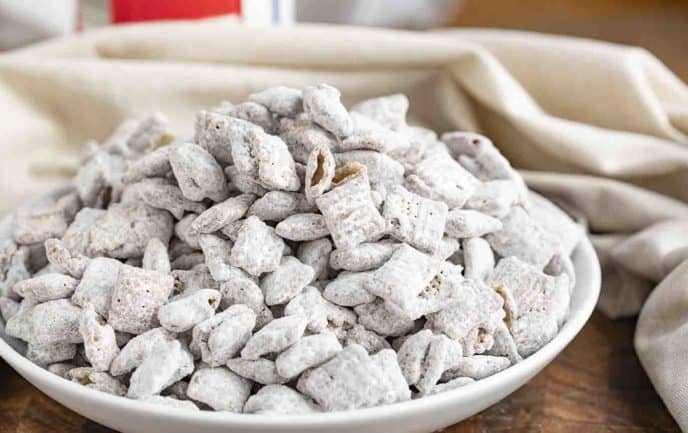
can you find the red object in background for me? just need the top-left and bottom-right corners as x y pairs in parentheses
(110, 0), (241, 23)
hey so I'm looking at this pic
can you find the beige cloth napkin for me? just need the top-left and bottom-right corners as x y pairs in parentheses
(1, 20), (688, 430)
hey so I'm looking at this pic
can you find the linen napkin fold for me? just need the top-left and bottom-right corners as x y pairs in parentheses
(1, 19), (687, 430)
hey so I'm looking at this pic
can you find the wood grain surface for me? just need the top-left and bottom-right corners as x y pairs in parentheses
(0, 312), (680, 433)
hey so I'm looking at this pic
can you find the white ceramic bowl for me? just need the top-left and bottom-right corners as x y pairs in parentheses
(0, 237), (600, 433)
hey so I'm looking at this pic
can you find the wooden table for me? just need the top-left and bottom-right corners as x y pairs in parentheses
(0, 312), (680, 433)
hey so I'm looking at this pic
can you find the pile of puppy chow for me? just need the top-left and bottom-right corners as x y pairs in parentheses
(0, 84), (584, 414)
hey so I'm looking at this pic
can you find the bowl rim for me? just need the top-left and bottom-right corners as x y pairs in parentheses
(0, 237), (600, 428)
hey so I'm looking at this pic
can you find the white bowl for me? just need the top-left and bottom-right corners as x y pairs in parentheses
(0, 237), (600, 433)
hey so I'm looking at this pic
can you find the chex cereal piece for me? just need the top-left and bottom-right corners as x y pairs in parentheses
(315, 164), (385, 250)
(321, 301), (359, 341)
(142, 238), (170, 274)
(249, 86), (303, 117)
(297, 344), (410, 411)
(426, 278), (505, 355)
(47, 362), (76, 379)
(158, 289), (221, 333)
(79, 303), (119, 371)
(88, 201), (173, 259)
(0, 237), (17, 275)
(445, 209), (503, 239)
(486, 206), (560, 270)
(226, 358), (287, 385)
(383, 185), (448, 253)
(296, 238), (332, 282)
(243, 385), (320, 415)
(509, 309), (559, 358)
(354, 298), (416, 337)
(26, 342), (77, 366)
(329, 241), (400, 272)
(74, 152), (122, 209)
(229, 216), (285, 276)
(218, 268), (267, 311)
(241, 315), (308, 360)
(275, 332), (342, 378)
(364, 244), (441, 318)
(334, 150), (405, 196)
(140, 396), (199, 411)
(303, 84), (353, 137)
(416, 334), (464, 395)
(186, 367), (251, 412)
(283, 286), (328, 332)
(486, 321), (522, 364)
(13, 197), (68, 245)
(442, 131), (527, 200)
(135, 177), (206, 219)
(527, 191), (584, 256)
(128, 339), (194, 398)
(304, 144), (335, 204)
(194, 111), (235, 164)
(254, 133), (301, 191)
(225, 166), (268, 196)
(13, 273), (78, 303)
(60, 208), (104, 255)
(174, 214), (201, 249)
(56, 191), (81, 223)
(172, 265), (220, 295)
(231, 101), (279, 134)
(110, 327), (176, 376)
(489, 256), (570, 331)
(442, 355), (511, 381)
(70, 367), (127, 396)
(0, 297), (20, 322)
(261, 256), (315, 306)
(341, 113), (410, 154)
(127, 113), (172, 153)
(32, 299), (82, 345)
(45, 239), (89, 279)
(398, 261), (465, 320)
(71, 257), (121, 317)
(197, 234), (233, 282)
(435, 236), (461, 261)
(275, 213), (329, 241)
(192, 304), (256, 367)
(115, 331), (134, 348)
(426, 377), (475, 395)
(102, 119), (138, 157)
(351, 94), (408, 131)
(323, 271), (375, 307)
(161, 381), (188, 400)
(279, 116), (338, 160)
(1, 249), (31, 300)
(169, 142), (229, 202)
(405, 151), (479, 208)
(108, 265), (174, 335)
(465, 180), (520, 219)
(397, 329), (433, 386)
(544, 251), (576, 293)
(226, 119), (263, 178)
(122, 145), (171, 183)
(4, 299), (37, 343)
(490, 257), (550, 317)
(389, 126), (434, 170)
(463, 237), (495, 281)
(343, 324), (390, 354)
(247, 191), (311, 221)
